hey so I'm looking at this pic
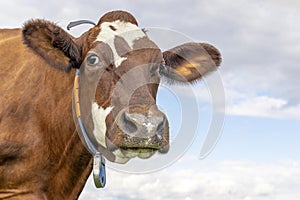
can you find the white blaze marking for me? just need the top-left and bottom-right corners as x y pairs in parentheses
(91, 102), (113, 148)
(143, 122), (155, 133)
(96, 20), (146, 68)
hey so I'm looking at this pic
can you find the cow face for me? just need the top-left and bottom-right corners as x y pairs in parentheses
(22, 10), (221, 163)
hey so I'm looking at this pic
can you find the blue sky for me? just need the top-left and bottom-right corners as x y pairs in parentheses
(1, 0), (300, 199)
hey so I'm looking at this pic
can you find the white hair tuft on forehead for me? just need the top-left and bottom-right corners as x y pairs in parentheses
(96, 20), (146, 68)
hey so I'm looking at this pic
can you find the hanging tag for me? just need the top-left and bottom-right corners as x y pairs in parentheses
(93, 153), (106, 188)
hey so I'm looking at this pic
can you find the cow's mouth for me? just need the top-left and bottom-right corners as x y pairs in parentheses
(111, 146), (158, 164)
(106, 131), (165, 163)
(119, 137), (164, 156)
(121, 147), (157, 158)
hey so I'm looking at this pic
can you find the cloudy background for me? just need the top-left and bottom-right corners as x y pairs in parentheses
(1, 0), (300, 199)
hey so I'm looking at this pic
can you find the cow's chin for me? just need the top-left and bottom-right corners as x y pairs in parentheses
(112, 147), (157, 164)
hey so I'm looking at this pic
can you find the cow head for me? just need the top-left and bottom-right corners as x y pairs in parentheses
(22, 10), (221, 164)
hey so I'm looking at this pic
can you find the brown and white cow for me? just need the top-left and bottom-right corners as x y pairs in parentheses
(0, 10), (221, 199)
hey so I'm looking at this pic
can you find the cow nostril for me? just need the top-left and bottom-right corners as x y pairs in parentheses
(156, 117), (166, 135)
(120, 112), (138, 134)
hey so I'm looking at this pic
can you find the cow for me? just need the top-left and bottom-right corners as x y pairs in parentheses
(0, 10), (221, 199)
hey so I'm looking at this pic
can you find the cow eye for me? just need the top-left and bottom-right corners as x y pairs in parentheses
(87, 54), (102, 66)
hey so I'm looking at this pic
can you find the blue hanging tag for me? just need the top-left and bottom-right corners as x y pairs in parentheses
(93, 153), (106, 188)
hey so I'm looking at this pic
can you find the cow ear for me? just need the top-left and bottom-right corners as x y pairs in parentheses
(22, 19), (81, 71)
(161, 43), (221, 83)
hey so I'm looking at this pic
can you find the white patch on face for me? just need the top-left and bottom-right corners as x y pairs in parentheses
(91, 102), (113, 148)
(96, 20), (146, 68)
(143, 122), (155, 133)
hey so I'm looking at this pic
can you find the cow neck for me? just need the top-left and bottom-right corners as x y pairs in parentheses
(72, 69), (106, 188)
(47, 130), (93, 200)
(43, 68), (93, 199)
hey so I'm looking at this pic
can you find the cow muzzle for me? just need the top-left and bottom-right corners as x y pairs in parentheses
(120, 111), (166, 145)
(107, 106), (169, 158)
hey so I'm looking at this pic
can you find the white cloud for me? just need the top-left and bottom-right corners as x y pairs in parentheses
(201, 0), (300, 119)
(227, 93), (300, 119)
(267, 0), (300, 9)
(162, 0), (300, 120)
(79, 157), (300, 200)
(147, 0), (300, 120)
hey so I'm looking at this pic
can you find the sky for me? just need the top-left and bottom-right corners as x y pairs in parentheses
(1, 0), (300, 199)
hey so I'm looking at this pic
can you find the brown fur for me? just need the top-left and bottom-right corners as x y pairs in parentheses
(97, 10), (138, 26)
(0, 29), (92, 199)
